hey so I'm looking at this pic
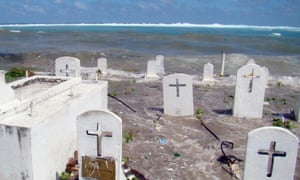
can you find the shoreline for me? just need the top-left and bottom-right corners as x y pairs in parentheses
(1, 51), (300, 77)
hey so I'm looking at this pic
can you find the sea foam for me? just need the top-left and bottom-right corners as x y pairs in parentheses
(0, 23), (299, 31)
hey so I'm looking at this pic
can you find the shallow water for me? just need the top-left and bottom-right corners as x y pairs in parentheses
(0, 24), (299, 76)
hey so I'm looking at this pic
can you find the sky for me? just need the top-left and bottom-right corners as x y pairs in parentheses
(0, 0), (300, 26)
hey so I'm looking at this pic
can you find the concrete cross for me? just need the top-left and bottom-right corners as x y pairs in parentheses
(257, 141), (286, 177)
(243, 69), (260, 93)
(169, 78), (186, 97)
(86, 123), (113, 157)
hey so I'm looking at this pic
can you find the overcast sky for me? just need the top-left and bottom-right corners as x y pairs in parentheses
(0, 0), (299, 26)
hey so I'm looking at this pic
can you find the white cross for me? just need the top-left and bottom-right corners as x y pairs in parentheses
(86, 123), (113, 157)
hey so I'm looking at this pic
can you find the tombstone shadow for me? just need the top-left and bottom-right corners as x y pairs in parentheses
(213, 109), (232, 116)
(272, 112), (295, 121)
(147, 106), (164, 114)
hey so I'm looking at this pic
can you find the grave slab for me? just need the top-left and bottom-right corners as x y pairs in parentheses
(244, 126), (299, 180)
(163, 73), (194, 116)
(156, 55), (165, 75)
(55, 56), (81, 77)
(146, 60), (159, 79)
(77, 110), (123, 180)
(202, 63), (214, 82)
(233, 63), (267, 118)
(97, 57), (108, 75)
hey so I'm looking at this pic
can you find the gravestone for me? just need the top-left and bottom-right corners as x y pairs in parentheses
(163, 73), (194, 116)
(262, 66), (270, 88)
(233, 63), (267, 118)
(246, 59), (256, 65)
(97, 57), (107, 75)
(0, 81), (15, 104)
(156, 55), (165, 75)
(202, 63), (214, 82)
(294, 96), (300, 121)
(146, 60), (159, 79)
(55, 56), (81, 77)
(77, 110), (123, 180)
(0, 70), (5, 82)
(244, 126), (299, 180)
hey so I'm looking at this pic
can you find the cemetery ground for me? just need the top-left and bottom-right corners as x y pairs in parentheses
(108, 79), (300, 180)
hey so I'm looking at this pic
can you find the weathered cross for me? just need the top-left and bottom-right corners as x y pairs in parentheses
(257, 141), (286, 177)
(243, 69), (260, 93)
(86, 123), (113, 157)
(169, 78), (186, 97)
(59, 64), (69, 77)
(60, 64), (76, 77)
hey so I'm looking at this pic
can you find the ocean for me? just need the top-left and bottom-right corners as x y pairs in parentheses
(0, 23), (300, 56)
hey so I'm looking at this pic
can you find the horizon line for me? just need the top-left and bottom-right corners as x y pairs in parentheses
(0, 23), (300, 30)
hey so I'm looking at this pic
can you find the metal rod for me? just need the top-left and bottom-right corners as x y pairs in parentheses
(108, 94), (136, 113)
(200, 120), (220, 141)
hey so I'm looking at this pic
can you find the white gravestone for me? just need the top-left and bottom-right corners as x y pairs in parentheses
(244, 126), (299, 180)
(233, 63), (267, 118)
(55, 56), (81, 77)
(97, 57), (107, 75)
(294, 96), (300, 121)
(246, 59), (256, 65)
(262, 66), (270, 88)
(202, 63), (214, 82)
(146, 60), (159, 79)
(0, 70), (5, 82)
(156, 55), (165, 75)
(0, 81), (15, 104)
(163, 73), (194, 116)
(77, 110), (124, 180)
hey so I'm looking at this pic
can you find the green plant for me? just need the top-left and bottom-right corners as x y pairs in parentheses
(123, 156), (130, 164)
(5, 68), (26, 82)
(273, 118), (297, 129)
(124, 132), (133, 143)
(59, 172), (71, 180)
(276, 82), (283, 88)
(195, 108), (204, 120)
(108, 92), (117, 97)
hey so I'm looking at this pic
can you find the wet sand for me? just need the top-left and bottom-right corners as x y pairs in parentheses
(1, 52), (300, 77)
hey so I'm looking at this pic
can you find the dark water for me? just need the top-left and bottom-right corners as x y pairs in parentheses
(0, 24), (300, 56)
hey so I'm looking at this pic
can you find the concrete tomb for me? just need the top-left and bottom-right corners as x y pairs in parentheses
(0, 76), (108, 179)
(233, 63), (267, 118)
(202, 63), (214, 82)
(0, 80), (15, 104)
(0, 70), (5, 82)
(244, 126), (299, 180)
(163, 73), (194, 116)
(156, 55), (165, 75)
(97, 57), (108, 75)
(55, 56), (81, 77)
(146, 60), (159, 79)
(77, 110), (124, 180)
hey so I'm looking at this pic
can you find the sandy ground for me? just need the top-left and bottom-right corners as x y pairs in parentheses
(2, 52), (300, 179)
(107, 77), (300, 180)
